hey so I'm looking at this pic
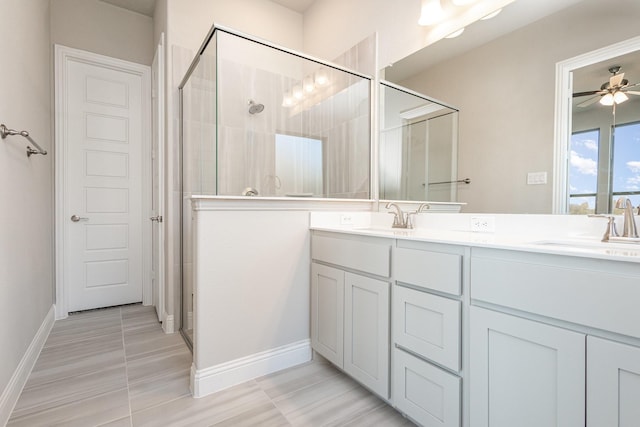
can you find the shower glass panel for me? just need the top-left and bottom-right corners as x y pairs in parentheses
(179, 26), (372, 348)
(379, 81), (459, 202)
(180, 32), (217, 348)
(182, 28), (371, 199)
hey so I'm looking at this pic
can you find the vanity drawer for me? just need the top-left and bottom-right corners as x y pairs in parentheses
(395, 246), (462, 295)
(471, 248), (640, 340)
(312, 233), (391, 277)
(394, 285), (461, 371)
(393, 347), (461, 427)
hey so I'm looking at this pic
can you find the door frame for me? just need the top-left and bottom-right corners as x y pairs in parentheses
(54, 45), (152, 319)
(152, 34), (166, 324)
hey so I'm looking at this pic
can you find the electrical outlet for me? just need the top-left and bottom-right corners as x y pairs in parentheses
(340, 214), (354, 225)
(470, 216), (495, 232)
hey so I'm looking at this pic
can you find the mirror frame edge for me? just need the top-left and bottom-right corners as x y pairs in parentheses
(553, 34), (640, 214)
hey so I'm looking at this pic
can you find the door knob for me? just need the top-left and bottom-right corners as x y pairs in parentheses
(150, 215), (163, 223)
(71, 214), (89, 222)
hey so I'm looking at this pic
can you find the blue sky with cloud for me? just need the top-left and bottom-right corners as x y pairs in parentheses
(570, 122), (640, 209)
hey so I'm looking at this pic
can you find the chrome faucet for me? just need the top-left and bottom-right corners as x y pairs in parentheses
(615, 197), (638, 238)
(386, 202), (430, 229)
(386, 202), (406, 228)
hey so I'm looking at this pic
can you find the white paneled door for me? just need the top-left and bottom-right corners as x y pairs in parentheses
(57, 46), (151, 314)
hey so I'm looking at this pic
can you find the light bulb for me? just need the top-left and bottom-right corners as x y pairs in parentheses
(314, 69), (329, 86)
(418, 0), (444, 26)
(303, 76), (315, 93)
(445, 28), (465, 38)
(599, 93), (614, 106)
(613, 91), (629, 104)
(292, 85), (303, 100)
(282, 92), (294, 107)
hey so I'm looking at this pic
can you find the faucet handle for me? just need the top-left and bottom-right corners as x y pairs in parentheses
(588, 214), (619, 242)
(388, 211), (401, 226)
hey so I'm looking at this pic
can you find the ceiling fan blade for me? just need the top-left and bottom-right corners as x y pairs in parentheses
(625, 91), (640, 95)
(577, 95), (602, 107)
(610, 72), (625, 87)
(573, 90), (600, 97)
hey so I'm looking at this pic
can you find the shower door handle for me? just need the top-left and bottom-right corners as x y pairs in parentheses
(70, 214), (89, 222)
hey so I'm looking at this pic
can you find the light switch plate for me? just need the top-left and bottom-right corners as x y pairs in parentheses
(527, 171), (547, 185)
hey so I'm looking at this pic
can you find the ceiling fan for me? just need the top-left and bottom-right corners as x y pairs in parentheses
(573, 66), (640, 108)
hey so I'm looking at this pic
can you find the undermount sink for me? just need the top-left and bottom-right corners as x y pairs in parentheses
(353, 226), (414, 235)
(532, 239), (640, 255)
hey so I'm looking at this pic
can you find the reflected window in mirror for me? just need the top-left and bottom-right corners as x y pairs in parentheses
(611, 121), (640, 212)
(571, 51), (640, 214)
(569, 129), (599, 214)
(379, 81), (459, 202)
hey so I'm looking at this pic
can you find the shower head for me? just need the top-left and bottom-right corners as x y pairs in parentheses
(248, 99), (264, 114)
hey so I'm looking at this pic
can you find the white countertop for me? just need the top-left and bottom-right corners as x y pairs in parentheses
(310, 213), (640, 263)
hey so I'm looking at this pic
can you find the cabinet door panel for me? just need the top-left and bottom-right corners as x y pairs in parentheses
(470, 307), (585, 427)
(344, 272), (390, 398)
(394, 285), (461, 371)
(393, 348), (461, 427)
(588, 336), (640, 427)
(311, 263), (344, 368)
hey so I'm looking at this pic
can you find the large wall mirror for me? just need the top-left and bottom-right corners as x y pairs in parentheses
(379, 81), (459, 202)
(381, 0), (640, 214)
(558, 40), (640, 215)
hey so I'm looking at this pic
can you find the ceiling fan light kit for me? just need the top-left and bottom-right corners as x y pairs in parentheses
(613, 91), (629, 104)
(574, 65), (639, 108)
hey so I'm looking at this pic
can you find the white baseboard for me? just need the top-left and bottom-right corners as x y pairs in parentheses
(162, 312), (174, 334)
(0, 305), (55, 426)
(191, 339), (312, 398)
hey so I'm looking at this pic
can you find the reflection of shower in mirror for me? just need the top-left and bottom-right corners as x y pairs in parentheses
(248, 99), (264, 114)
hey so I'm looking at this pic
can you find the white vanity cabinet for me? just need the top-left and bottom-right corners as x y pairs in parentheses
(469, 306), (585, 427)
(587, 336), (640, 427)
(392, 241), (464, 427)
(311, 232), (392, 398)
(470, 247), (640, 427)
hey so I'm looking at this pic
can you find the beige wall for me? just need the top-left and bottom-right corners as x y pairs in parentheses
(51, 0), (154, 65)
(303, 0), (423, 70)
(400, 0), (640, 213)
(0, 0), (53, 409)
(168, 0), (304, 54)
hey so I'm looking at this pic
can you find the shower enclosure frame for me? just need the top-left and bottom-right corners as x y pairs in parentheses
(177, 23), (377, 349)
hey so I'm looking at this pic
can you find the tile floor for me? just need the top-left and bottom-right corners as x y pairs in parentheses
(8, 305), (414, 427)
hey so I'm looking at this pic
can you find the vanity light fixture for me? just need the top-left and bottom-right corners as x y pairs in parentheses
(445, 27), (465, 38)
(418, 0), (445, 26)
